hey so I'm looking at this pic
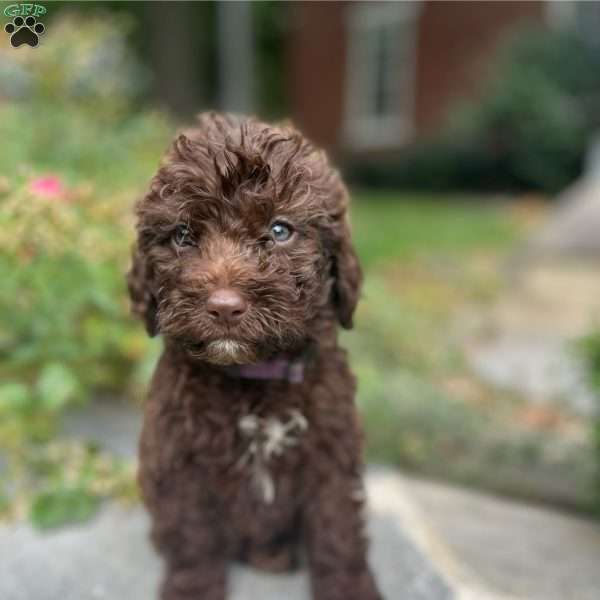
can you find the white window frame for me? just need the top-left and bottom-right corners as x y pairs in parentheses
(344, 2), (420, 150)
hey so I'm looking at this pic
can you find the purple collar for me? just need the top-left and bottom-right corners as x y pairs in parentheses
(224, 356), (305, 383)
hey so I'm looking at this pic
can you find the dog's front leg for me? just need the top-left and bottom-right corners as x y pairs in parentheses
(140, 468), (227, 600)
(155, 504), (227, 600)
(160, 536), (226, 600)
(304, 474), (382, 600)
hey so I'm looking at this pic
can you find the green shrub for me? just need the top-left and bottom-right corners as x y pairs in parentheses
(0, 179), (145, 404)
(349, 27), (600, 194)
(0, 11), (168, 525)
(578, 332), (600, 512)
(0, 175), (153, 519)
(579, 332), (600, 391)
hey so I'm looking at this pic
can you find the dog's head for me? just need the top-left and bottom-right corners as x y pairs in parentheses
(128, 113), (361, 365)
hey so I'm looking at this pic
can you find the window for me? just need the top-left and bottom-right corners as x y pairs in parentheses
(344, 2), (420, 150)
(576, 2), (600, 50)
(547, 1), (600, 50)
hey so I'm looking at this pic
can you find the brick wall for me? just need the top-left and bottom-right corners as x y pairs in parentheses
(414, 1), (544, 133)
(287, 1), (347, 151)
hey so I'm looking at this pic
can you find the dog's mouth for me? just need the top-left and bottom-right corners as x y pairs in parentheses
(184, 338), (258, 366)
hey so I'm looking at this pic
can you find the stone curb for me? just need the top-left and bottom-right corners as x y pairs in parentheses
(368, 470), (522, 600)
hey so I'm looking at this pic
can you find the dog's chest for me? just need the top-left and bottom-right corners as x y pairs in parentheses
(234, 409), (308, 504)
(191, 401), (310, 506)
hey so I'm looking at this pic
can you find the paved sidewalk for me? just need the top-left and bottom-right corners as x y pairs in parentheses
(407, 476), (600, 600)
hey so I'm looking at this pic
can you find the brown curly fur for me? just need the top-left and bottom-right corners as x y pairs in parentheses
(128, 112), (381, 600)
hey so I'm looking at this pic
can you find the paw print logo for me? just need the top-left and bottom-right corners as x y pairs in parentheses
(4, 15), (45, 48)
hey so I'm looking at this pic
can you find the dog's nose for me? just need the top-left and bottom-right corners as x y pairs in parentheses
(206, 288), (248, 324)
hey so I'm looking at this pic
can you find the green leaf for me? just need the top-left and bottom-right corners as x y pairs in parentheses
(0, 492), (10, 516)
(36, 363), (79, 411)
(0, 382), (31, 412)
(29, 487), (100, 529)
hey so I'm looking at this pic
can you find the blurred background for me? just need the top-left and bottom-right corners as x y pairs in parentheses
(2, 1), (600, 597)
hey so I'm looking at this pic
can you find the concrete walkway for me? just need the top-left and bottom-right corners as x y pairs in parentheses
(408, 476), (600, 600)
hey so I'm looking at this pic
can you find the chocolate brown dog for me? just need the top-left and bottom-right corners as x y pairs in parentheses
(128, 112), (381, 600)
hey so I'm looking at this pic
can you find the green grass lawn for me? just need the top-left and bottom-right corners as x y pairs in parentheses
(351, 191), (518, 268)
(346, 189), (521, 379)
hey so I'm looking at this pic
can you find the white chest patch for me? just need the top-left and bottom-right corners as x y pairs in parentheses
(236, 409), (308, 504)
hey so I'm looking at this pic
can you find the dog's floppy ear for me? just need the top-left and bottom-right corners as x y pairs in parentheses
(127, 245), (159, 337)
(331, 212), (362, 329)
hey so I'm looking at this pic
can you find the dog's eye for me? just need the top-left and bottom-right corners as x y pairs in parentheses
(270, 222), (293, 243)
(173, 225), (193, 247)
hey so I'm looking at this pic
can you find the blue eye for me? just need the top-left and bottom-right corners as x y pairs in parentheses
(173, 224), (193, 246)
(270, 222), (293, 243)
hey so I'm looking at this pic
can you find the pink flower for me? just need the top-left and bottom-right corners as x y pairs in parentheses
(28, 176), (67, 200)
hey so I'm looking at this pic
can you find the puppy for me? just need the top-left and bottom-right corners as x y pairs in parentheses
(128, 112), (381, 600)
